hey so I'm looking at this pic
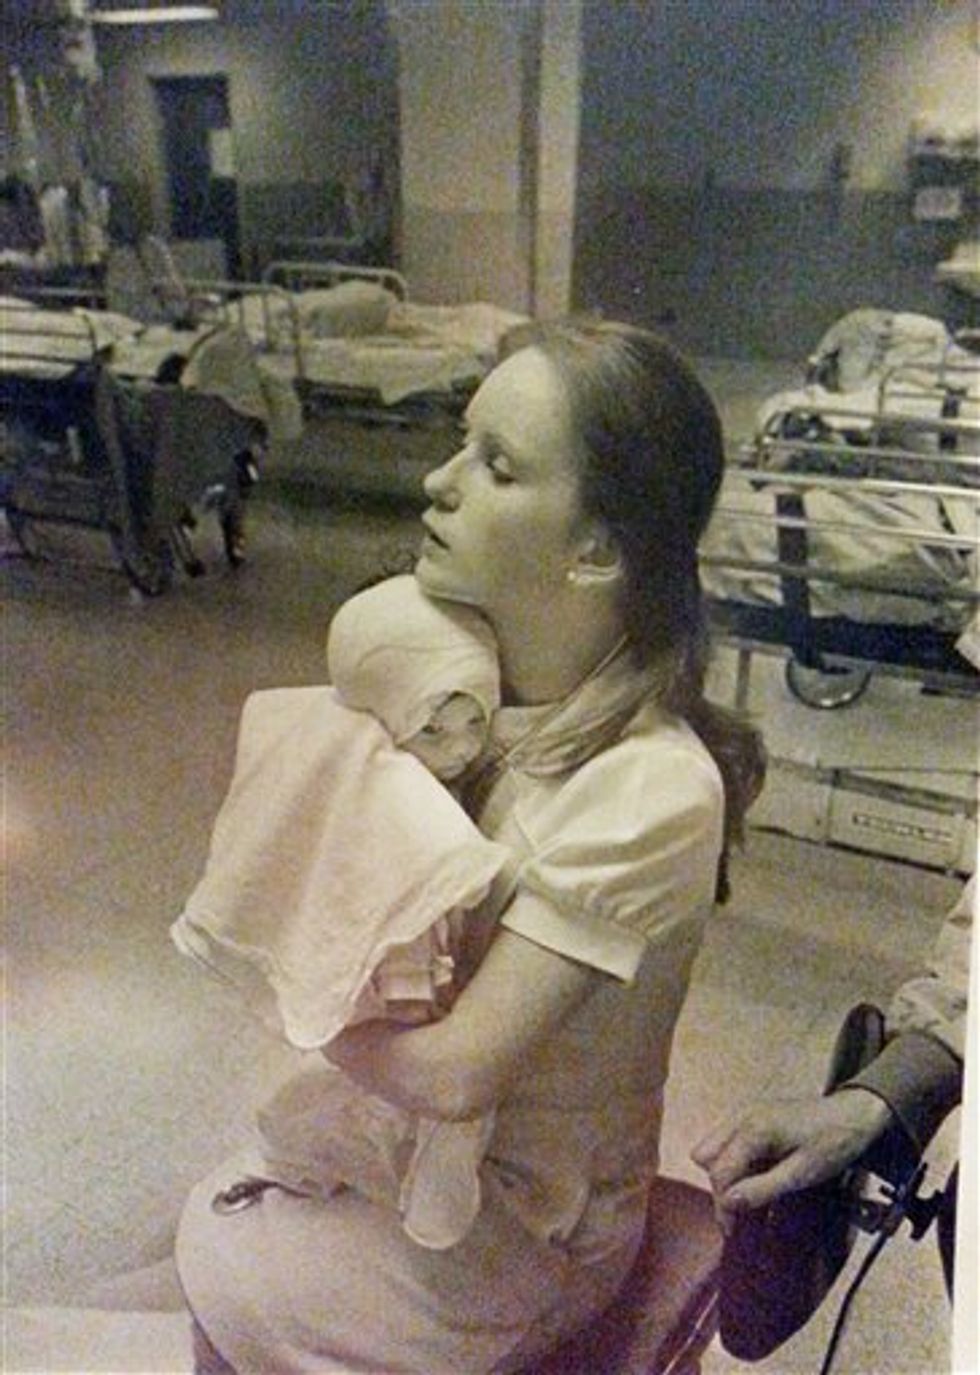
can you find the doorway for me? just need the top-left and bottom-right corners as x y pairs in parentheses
(153, 75), (241, 277)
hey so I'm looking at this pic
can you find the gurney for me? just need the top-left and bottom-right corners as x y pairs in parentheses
(936, 240), (980, 301)
(700, 311), (980, 709)
(1, 298), (271, 594)
(147, 255), (528, 424)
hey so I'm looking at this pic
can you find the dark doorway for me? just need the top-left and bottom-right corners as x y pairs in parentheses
(153, 75), (241, 277)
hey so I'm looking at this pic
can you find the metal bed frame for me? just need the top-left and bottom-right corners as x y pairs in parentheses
(701, 350), (980, 711)
(146, 256), (486, 426)
(1, 298), (259, 594)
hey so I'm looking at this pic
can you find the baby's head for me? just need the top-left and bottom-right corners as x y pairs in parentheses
(326, 575), (499, 782)
(397, 690), (489, 781)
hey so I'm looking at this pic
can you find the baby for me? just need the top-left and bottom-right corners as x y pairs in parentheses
(171, 575), (508, 1248)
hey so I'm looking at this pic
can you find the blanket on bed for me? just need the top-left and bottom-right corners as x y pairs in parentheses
(700, 471), (977, 630)
(756, 309), (980, 457)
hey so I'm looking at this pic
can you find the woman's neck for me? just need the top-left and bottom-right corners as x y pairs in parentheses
(494, 598), (627, 706)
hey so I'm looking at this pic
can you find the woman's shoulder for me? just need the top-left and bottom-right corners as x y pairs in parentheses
(533, 700), (724, 840)
(591, 697), (723, 793)
(507, 702), (726, 969)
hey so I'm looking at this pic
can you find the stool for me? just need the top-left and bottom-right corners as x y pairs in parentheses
(517, 1176), (722, 1375)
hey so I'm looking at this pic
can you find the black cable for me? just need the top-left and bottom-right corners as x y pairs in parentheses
(818, 1228), (893, 1375)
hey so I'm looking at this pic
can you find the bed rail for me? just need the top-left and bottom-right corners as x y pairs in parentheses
(0, 280), (108, 309)
(261, 258), (409, 300)
(755, 413), (980, 464)
(702, 377), (980, 708)
(134, 276), (307, 384)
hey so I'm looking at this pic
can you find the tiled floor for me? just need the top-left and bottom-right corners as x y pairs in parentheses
(4, 361), (972, 1373)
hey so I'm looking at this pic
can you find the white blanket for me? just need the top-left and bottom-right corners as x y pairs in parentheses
(172, 684), (507, 1049)
(172, 683), (508, 1249)
(701, 471), (978, 629)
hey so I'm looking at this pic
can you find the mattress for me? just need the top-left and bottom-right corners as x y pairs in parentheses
(230, 290), (527, 403)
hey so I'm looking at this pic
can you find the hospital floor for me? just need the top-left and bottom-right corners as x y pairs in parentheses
(4, 358), (972, 1374)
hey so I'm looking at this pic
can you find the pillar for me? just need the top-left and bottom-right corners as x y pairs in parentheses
(388, 0), (581, 316)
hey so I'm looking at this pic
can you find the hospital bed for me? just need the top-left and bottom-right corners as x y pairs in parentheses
(147, 254), (528, 425)
(1, 296), (268, 594)
(936, 240), (980, 302)
(700, 311), (980, 710)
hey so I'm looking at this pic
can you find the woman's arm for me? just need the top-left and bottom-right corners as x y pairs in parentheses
(323, 912), (598, 1121)
(327, 722), (728, 1121)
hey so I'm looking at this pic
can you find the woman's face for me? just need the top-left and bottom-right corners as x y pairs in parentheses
(416, 347), (588, 617)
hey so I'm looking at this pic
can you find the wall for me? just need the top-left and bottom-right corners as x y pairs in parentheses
(390, 0), (583, 313)
(574, 0), (980, 358)
(86, 0), (398, 274)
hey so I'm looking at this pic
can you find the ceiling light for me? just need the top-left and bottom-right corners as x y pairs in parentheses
(89, 5), (219, 23)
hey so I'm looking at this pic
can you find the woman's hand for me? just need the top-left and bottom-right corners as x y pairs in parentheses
(692, 1089), (893, 1229)
(324, 922), (597, 1121)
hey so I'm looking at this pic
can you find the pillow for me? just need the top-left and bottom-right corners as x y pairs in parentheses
(298, 280), (396, 338)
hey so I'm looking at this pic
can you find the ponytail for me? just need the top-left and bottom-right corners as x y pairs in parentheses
(659, 613), (766, 904)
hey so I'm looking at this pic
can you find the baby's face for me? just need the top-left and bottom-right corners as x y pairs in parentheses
(401, 693), (489, 781)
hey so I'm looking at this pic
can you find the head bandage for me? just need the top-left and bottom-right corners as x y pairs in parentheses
(326, 576), (499, 744)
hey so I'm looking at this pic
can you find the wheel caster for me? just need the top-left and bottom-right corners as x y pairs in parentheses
(785, 658), (871, 709)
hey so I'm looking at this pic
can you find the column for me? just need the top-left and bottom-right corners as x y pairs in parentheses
(388, 0), (580, 316)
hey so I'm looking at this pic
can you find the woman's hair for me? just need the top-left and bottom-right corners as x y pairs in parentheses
(506, 319), (766, 899)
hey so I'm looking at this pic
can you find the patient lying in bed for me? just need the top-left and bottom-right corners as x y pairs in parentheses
(757, 307), (980, 450)
(700, 308), (979, 633)
(230, 277), (529, 403)
(700, 474), (976, 630)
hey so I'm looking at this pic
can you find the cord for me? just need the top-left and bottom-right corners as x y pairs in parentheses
(818, 1228), (892, 1375)
(818, 1162), (938, 1375)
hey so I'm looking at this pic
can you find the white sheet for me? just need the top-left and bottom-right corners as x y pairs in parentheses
(231, 292), (527, 403)
(1, 295), (144, 379)
(701, 470), (978, 630)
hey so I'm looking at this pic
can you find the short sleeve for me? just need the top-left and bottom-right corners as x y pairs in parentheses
(499, 720), (724, 982)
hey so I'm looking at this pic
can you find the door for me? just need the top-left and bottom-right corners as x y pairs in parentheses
(153, 75), (240, 276)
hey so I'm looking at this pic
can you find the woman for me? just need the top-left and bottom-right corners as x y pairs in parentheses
(176, 320), (766, 1374)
